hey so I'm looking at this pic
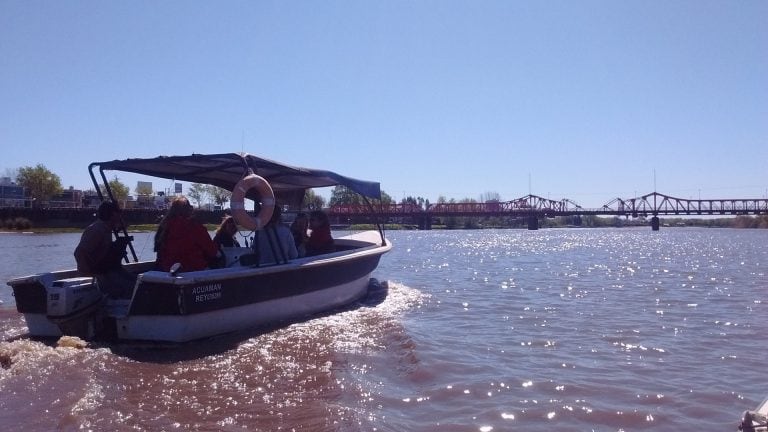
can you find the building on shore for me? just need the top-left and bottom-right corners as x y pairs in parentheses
(0, 177), (25, 208)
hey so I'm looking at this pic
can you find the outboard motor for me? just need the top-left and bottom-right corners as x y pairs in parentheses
(46, 277), (104, 338)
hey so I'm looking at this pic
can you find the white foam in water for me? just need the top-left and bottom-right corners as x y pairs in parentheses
(282, 280), (428, 355)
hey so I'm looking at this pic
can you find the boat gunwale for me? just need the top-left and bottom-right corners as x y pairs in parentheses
(139, 234), (391, 285)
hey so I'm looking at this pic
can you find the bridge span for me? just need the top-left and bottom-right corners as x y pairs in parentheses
(329, 192), (768, 230)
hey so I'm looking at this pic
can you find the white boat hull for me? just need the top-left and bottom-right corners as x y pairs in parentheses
(117, 274), (370, 342)
(8, 231), (391, 342)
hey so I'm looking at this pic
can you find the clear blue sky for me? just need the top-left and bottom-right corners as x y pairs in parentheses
(2, 1), (766, 208)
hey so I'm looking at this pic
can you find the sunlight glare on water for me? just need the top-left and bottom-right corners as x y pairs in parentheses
(1, 228), (766, 430)
(366, 229), (767, 430)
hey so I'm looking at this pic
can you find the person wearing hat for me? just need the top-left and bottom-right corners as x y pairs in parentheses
(74, 201), (136, 299)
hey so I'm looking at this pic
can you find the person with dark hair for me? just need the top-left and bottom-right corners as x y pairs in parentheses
(306, 210), (334, 256)
(253, 206), (298, 265)
(213, 215), (241, 248)
(154, 196), (220, 272)
(74, 201), (136, 298)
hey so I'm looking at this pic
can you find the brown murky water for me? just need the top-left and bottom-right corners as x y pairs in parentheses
(2, 229), (766, 430)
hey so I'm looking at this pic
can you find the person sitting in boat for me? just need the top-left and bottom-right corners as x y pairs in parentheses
(74, 201), (136, 299)
(306, 210), (335, 256)
(290, 212), (309, 257)
(154, 196), (220, 272)
(213, 215), (241, 248)
(253, 205), (298, 265)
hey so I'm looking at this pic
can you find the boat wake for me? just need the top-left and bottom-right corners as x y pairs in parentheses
(241, 279), (428, 357)
(367, 278), (429, 315)
(0, 337), (88, 379)
(0, 280), (427, 366)
(0, 279), (428, 430)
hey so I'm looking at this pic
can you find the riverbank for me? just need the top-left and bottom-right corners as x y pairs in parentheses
(2, 205), (766, 232)
(0, 223), (416, 235)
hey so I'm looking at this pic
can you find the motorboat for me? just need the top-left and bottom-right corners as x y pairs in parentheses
(739, 397), (768, 432)
(7, 153), (392, 342)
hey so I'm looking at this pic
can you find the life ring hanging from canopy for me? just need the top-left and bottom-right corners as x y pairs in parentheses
(230, 173), (275, 231)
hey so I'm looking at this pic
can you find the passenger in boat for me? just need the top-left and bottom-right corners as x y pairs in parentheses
(213, 215), (241, 248)
(306, 210), (335, 256)
(74, 201), (136, 299)
(154, 196), (220, 272)
(253, 206), (298, 265)
(290, 212), (309, 257)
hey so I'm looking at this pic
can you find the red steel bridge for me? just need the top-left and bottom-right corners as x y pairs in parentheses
(328, 192), (768, 230)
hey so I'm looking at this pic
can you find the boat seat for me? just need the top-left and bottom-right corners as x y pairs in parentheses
(221, 247), (257, 267)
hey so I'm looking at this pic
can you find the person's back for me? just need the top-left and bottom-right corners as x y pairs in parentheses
(253, 206), (297, 265)
(255, 224), (297, 265)
(155, 197), (219, 272)
(158, 216), (218, 271)
(74, 218), (115, 275)
(74, 201), (135, 298)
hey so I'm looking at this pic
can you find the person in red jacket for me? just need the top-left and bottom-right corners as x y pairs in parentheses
(154, 196), (219, 272)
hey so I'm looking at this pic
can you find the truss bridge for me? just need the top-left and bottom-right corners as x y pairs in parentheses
(329, 192), (768, 230)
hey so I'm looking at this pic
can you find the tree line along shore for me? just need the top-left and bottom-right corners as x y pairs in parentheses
(1, 207), (767, 232)
(7, 164), (767, 231)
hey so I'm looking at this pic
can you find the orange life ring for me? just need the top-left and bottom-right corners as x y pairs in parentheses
(230, 174), (275, 231)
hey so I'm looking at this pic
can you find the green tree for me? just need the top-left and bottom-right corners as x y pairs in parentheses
(303, 189), (326, 210)
(188, 183), (208, 208)
(379, 191), (393, 205)
(106, 177), (130, 204)
(16, 164), (63, 208)
(329, 185), (393, 206)
(400, 196), (426, 209)
(209, 185), (232, 208)
(329, 186), (361, 206)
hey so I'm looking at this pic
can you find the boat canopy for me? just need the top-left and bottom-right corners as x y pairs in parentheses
(91, 152), (381, 206)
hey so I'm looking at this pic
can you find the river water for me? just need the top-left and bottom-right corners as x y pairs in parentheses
(0, 228), (766, 431)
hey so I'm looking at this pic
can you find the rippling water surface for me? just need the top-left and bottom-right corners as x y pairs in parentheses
(1, 228), (766, 431)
